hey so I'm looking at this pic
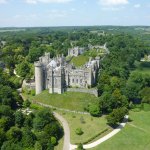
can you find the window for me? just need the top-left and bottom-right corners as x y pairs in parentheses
(72, 79), (74, 83)
(76, 79), (78, 83)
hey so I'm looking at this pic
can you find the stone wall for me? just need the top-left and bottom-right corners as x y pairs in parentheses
(22, 80), (35, 90)
(66, 88), (98, 97)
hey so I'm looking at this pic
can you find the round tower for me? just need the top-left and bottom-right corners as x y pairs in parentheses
(34, 62), (43, 95)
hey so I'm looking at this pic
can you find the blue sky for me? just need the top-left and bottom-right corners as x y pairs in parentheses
(0, 0), (149, 27)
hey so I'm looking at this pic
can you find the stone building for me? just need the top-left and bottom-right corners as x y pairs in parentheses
(34, 52), (100, 95)
(68, 47), (85, 57)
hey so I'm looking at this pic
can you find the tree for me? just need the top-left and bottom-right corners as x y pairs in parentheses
(23, 99), (31, 108)
(1, 141), (22, 150)
(34, 141), (42, 150)
(21, 128), (36, 148)
(15, 61), (31, 78)
(139, 87), (150, 104)
(44, 122), (63, 140)
(24, 113), (34, 128)
(0, 117), (13, 131)
(111, 88), (128, 108)
(106, 107), (128, 126)
(33, 108), (55, 131)
(0, 105), (14, 118)
(0, 128), (6, 147)
(99, 92), (113, 113)
(36, 132), (49, 150)
(15, 111), (24, 127)
(89, 103), (101, 117)
(6, 126), (22, 142)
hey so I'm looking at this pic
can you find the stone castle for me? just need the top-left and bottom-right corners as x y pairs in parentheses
(34, 47), (101, 95)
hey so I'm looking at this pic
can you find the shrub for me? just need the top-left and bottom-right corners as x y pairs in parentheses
(31, 90), (35, 96)
(50, 136), (57, 146)
(75, 128), (84, 135)
(77, 143), (84, 150)
(72, 115), (76, 118)
(80, 116), (85, 124)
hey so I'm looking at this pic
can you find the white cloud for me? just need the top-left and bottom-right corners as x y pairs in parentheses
(102, 6), (124, 11)
(134, 4), (141, 8)
(25, 0), (72, 4)
(0, 0), (7, 4)
(99, 0), (129, 6)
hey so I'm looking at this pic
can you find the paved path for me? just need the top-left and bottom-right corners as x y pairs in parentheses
(38, 101), (129, 150)
(70, 115), (129, 149)
(53, 112), (71, 150)
(29, 100), (129, 150)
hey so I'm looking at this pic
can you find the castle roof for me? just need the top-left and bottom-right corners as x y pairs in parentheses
(48, 60), (57, 68)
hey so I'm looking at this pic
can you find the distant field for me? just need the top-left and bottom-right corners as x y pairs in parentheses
(23, 90), (98, 111)
(92, 110), (150, 150)
(0, 29), (26, 32)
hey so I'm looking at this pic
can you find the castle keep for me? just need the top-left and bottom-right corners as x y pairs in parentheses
(34, 50), (101, 95)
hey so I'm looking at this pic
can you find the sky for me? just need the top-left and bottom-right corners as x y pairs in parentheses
(0, 0), (149, 27)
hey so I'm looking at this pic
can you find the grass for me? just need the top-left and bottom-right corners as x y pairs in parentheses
(70, 47), (106, 67)
(28, 98), (110, 147)
(54, 137), (64, 150)
(84, 48), (106, 58)
(55, 110), (110, 144)
(92, 110), (150, 150)
(23, 90), (99, 112)
(71, 55), (89, 67)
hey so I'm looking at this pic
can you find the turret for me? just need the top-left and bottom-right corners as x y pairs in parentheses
(34, 62), (44, 95)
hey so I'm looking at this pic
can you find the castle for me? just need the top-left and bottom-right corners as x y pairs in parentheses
(34, 49), (101, 95)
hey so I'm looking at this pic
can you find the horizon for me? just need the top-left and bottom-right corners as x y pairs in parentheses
(0, 25), (150, 28)
(0, 0), (149, 27)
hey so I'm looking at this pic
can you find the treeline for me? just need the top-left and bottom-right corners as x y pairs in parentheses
(0, 69), (63, 150)
(96, 34), (150, 126)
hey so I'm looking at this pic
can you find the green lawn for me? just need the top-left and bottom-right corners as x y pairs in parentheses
(71, 55), (89, 67)
(84, 48), (106, 58)
(23, 90), (98, 112)
(54, 137), (64, 150)
(56, 110), (110, 144)
(92, 110), (150, 150)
